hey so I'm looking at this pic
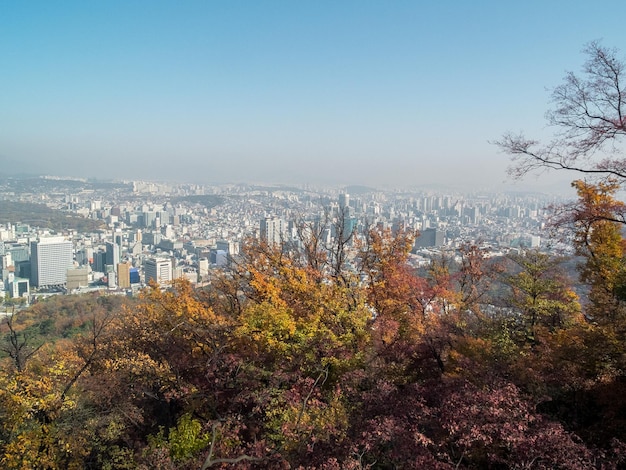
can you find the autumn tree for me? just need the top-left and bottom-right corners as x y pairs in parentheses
(227, 238), (372, 460)
(546, 180), (626, 389)
(454, 243), (502, 318)
(358, 226), (468, 378)
(0, 295), (134, 469)
(563, 179), (626, 323)
(495, 43), (626, 435)
(503, 250), (581, 340)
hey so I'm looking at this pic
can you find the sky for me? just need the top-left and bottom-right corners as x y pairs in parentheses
(2, 1), (626, 192)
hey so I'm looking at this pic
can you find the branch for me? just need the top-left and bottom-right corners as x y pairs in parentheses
(201, 422), (263, 470)
(61, 308), (116, 401)
(296, 365), (330, 428)
(495, 133), (626, 180)
(496, 42), (626, 182)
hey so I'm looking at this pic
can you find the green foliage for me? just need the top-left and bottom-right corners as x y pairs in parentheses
(148, 414), (210, 462)
(504, 250), (581, 341)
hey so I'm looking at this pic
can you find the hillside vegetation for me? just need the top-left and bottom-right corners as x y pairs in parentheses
(2, 224), (626, 468)
(0, 200), (105, 232)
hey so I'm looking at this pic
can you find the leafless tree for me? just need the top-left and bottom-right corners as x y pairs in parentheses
(496, 42), (626, 183)
(1, 310), (42, 373)
(294, 209), (331, 274)
(328, 205), (357, 283)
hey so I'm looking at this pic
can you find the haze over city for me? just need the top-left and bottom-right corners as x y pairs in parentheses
(2, 1), (626, 191)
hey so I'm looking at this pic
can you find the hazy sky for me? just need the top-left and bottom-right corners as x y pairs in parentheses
(2, 1), (626, 191)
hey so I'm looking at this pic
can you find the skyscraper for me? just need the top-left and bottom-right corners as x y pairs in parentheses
(144, 257), (172, 286)
(31, 237), (73, 287)
(106, 241), (120, 267)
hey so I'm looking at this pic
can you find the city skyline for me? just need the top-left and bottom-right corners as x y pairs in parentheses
(2, 1), (626, 191)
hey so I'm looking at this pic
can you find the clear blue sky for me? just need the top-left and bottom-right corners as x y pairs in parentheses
(1, 1), (625, 190)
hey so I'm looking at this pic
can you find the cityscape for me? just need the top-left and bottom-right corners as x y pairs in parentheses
(0, 175), (564, 304)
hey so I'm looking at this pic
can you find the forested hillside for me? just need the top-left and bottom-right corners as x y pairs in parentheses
(0, 200), (105, 232)
(2, 224), (626, 469)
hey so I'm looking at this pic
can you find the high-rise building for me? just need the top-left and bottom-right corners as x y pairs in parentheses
(144, 257), (172, 286)
(339, 193), (350, 209)
(129, 267), (140, 284)
(260, 217), (284, 246)
(6, 243), (29, 263)
(31, 237), (73, 287)
(413, 228), (445, 250)
(342, 213), (358, 242)
(93, 250), (107, 273)
(198, 258), (209, 277)
(8, 277), (29, 299)
(117, 262), (131, 288)
(106, 241), (120, 267)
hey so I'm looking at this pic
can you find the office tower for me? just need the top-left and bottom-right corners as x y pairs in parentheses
(216, 240), (229, 254)
(210, 249), (228, 267)
(117, 262), (131, 288)
(144, 257), (172, 286)
(339, 193), (350, 209)
(142, 211), (156, 228)
(93, 250), (107, 273)
(1, 251), (11, 285)
(31, 237), (73, 287)
(142, 232), (161, 246)
(163, 224), (175, 239)
(6, 243), (29, 263)
(198, 258), (209, 277)
(260, 217), (284, 246)
(106, 241), (120, 267)
(8, 277), (29, 299)
(413, 228), (445, 249)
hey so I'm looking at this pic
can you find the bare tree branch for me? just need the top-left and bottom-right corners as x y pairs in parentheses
(496, 42), (626, 183)
(201, 422), (263, 469)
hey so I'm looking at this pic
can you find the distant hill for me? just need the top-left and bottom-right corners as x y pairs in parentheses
(0, 176), (132, 193)
(173, 195), (224, 209)
(0, 200), (105, 232)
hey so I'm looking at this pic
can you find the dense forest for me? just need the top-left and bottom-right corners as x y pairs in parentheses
(3, 43), (626, 469)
